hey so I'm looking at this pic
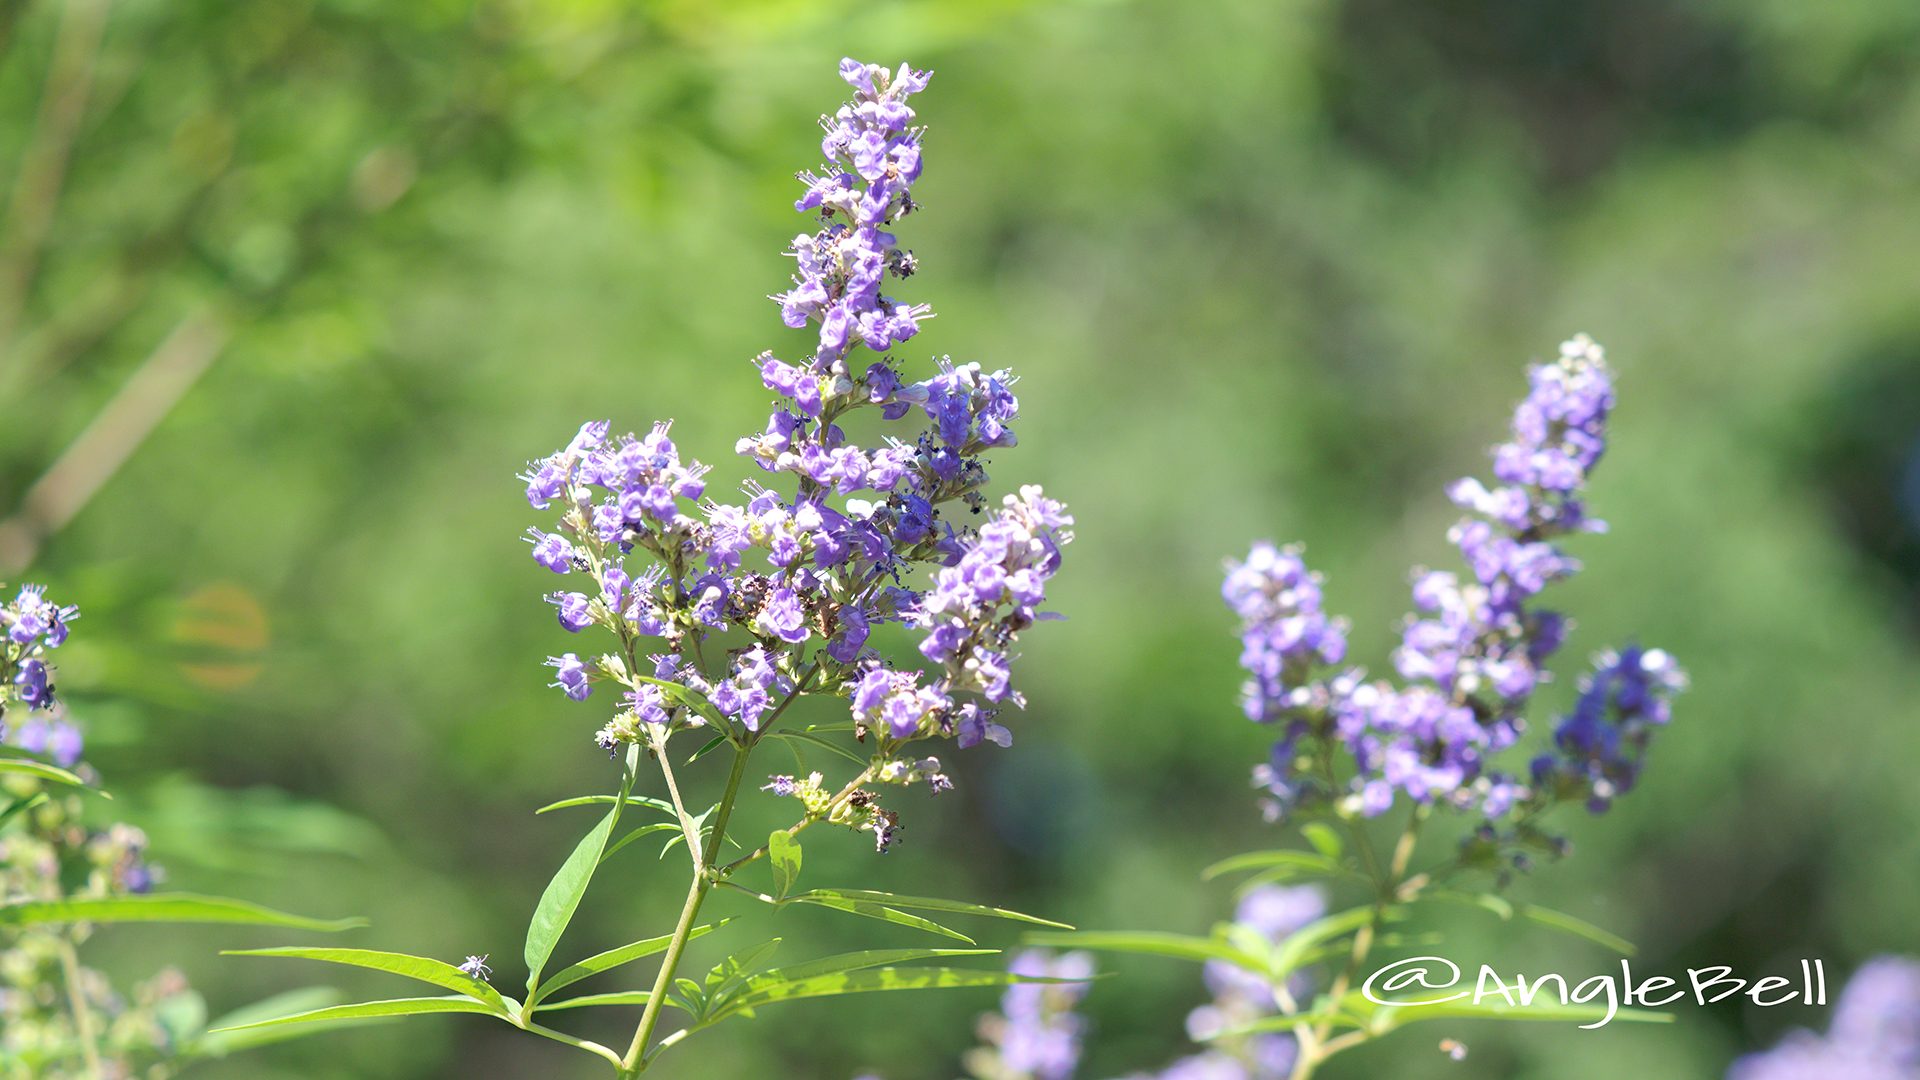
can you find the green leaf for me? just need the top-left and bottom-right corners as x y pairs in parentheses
(190, 988), (350, 1056)
(0, 893), (363, 932)
(704, 938), (783, 1002)
(524, 805), (618, 989)
(1519, 905), (1636, 956)
(768, 830), (801, 899)
(223, 947), (508, 1016)
(714, 966), (1087, 1020)
(1272, 905), (1405, 979)
(534, 794), (674, 817)
(686, 734), (730, 765)
(0, 757), (94, 791)
(767, 730), (866, 767)
(800, 889), (1071, 929)
(601, 823), (681, 865)
(0, 791), (49, 830)
(739, 948), (996, 993)
(629, 674), (729, 728)
(1364, 994), (1672, 1031)
(1024, 931), (1264, 975)
(534, 990), (675, 1012)
(1301, 822), (1344, 860)
(778, 890), (974, 944)
(1424, 889), (1515, 921)
(1201, 850), (1343, 883)
(528, 921), (728, 1009)
(207, 996), (499, 1034)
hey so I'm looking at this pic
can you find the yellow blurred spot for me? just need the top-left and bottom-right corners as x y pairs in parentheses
(170, 583), (269, 690)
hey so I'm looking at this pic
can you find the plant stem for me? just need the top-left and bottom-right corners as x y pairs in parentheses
(617, 743), (754, 1076)
(56, 935), (103, 1078)
(1289, 808), (1429, 1080)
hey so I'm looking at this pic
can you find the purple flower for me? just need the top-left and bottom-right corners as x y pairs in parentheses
(1229, 336), (1681, 825)
(526, 529), (575, 573)
(547, 591), (593, 633)
(1730, 956), (1920, 1079)
(754, 586), (811, 645)
(546, 653), (592, 701)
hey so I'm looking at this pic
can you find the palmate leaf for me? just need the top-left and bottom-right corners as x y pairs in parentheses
(705, 939), (783, 998)
(527, 921), (727, 1009)
(223, 947), (509, 1016)
(776, 891), (973, 943)
(726, 947), (995, 1005)
(207, 995), (499, 1035)
(1365, 994), (1673, 1031)
(0, 893), (364, 932)
(524, 804), (619, 989)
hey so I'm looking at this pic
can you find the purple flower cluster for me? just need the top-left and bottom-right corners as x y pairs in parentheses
(971, 950), (1097, 1080)
(1730, 957), (1920, 1079)
(518, 59), (1071, 832)
(1229, 336), (1681, 824)
(0, 584), (82, 766)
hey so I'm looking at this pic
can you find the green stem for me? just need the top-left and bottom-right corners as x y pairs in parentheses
(56, 935), (102, 1078)
(1289, 809), (1428, 1080)
(617, 745), (753, 1076)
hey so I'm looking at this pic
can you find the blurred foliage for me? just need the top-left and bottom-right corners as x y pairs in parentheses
(3, 0), (1920, 1076)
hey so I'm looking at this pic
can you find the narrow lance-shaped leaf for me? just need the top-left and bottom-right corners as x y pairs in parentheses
(1519, 905), (1636, 957)
(1, 894), (364, 932)
(0, 757), (95, 791)
(768, 830), (801, 899)
(189, 988), (350, 1057)
(1300, 822), (1344, 860)
(524, 804), (619, 989)
(1201, 850), (1344, 883)
(796, 888), (1071, 929)
(223, 947), (509, 1016)
(1024, 931), (1265, 975)
(777, 890), (974, 944)
(529, 921), (728, 1009)
(713, 966), (1089, 1022)
(208, 996), (499, 1035)
(534, 794), (675, 816)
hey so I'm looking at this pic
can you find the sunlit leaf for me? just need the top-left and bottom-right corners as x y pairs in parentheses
(1, 894), (363, 933)
(0, 757), (93, 791)
(1519, 905), (1636, 956)
(1272, 905), (1406, 979)
(223, 947), (508, 1016)
(207, 996), (499, 1034)
(775, 889), (974, 943)
(768, 830), (801, 899)
(0, 791), (49, 830)
(190, 988), (350, 1056)
(801, 889), (1071, 929)
(766, 730), (865, 766)
(1301, 822), (1344, 861)
(528, 921), (729, 1009)
(534, 794), (675, 817)
(601, 823), (681, 864)
(1201, 850), (1343, 883)
(524, 805), (618, 989)
(714, 966), (1086, 1020)
(1023, 931), (1263, 974)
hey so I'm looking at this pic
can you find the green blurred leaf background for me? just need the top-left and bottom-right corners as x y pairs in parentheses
(3, 0), (1918, 1075)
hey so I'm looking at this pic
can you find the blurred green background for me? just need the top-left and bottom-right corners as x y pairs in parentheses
(4, 0), (1919, 1076)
